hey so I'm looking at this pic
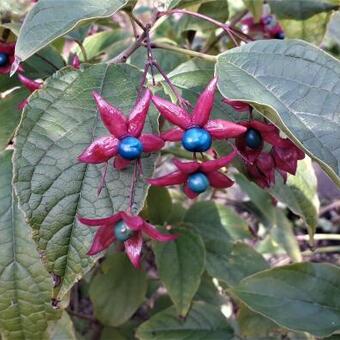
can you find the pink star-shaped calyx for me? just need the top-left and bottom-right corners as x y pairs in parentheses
(152, 78), (247, 152)
(78, 211), (177, 268)
(78, 89), (164, 170)
(148, 149), (237, 198)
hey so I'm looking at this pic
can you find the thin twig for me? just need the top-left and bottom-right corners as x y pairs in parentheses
(108, 32), (147, 64)
(151, 42), (217, 62)
(297, 234), (340, 242)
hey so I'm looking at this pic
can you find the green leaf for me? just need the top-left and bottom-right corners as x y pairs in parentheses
(217, 205), (251, 240)
(216, 39), (340, 186)
(89, 253), (147, 327)
(48, 312), (76, 340)
(136, 301), (234, 339)
(208, 242), (269, 286)
(270, 210), (302, 262)
(232, 263), (340, 336)
(24, 46), (66, 79)
(269, 0), (339, 20)
(184, 202), (267, 286)
(243, 0), (263, 22)
(178, 0), (229, 32)
(146, 187), (173, 225)
(75, 30), (130, 61)
(326, 11), (340, 45)
(195, 273), (226, 306)
(280, 12), (331, 45)
(0, 150), (59, 339)
(234, 173), (275, 225)
(13, 64), (159, 301)
(0, 88), (28, 150)
(237, 303), (279, 337)
(269, 157), (319, 238)
(153, 228), (205, 316)
(15, 0), (128, 61)
(184, 201), (232, 244)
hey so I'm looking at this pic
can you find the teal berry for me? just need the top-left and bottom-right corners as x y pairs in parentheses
(182, 127), (212, 152)
(114, 220), (134, 242)
(118, 136), (143, 160)
(245, 128), (262, 150)
(0, 52), (9, 67)
(187, 172), (209, 193)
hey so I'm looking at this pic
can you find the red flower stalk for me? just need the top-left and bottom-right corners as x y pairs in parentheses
(223, 98), (251, 112)
(152, 78), (246, 153)
(71, 54), (80, 69)
(78, 212), (177, 268)
(17, 73), (43, 110)
(0, 42), (22, 74)
(78, 89), (164, 170)
(148, 149), (237, 198)
(272, 139), (305, 175)
(246, 152), (276, 188)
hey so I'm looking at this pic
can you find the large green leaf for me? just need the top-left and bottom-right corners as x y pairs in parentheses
(269, 0), (339, 20)
(153, 228), (205, 316)
(326, 11), (340, 45)
(89, 253), (147, 327)
(237, 303), (279, 337)
(216, 39), (340, 186)
(15, 0), (128, 61)
(48, 312), (76, 340)
(207, 242), (269, 287)
(0, 150), (59, 339)
(232, 263), (340, 336)
(145, 187), (173, 225)
(269, 157), (319, 237)
(280, 12), (331, 45)
(0, 88), (28, 150)
(183, 202), (267, 286)
(74, 30), (130, 62)
(136, 301), (234, 339)
(234, 173), (275, 225)
(270, 210), (302, 262)
(13, 64), (159, 300)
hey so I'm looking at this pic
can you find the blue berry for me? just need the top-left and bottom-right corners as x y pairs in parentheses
(114, 220), (134, 242)
(0, 52), (9, 67)
(182, 127), (212, 152)
(245, 128), (262, 150)
(118, 136), (143, 160)
(263, 15), (273, 26)
(275, 31), (285, 40)
(187, 172), (209, 193)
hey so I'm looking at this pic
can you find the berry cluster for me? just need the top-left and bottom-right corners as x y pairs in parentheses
(77, 77), (305, 266)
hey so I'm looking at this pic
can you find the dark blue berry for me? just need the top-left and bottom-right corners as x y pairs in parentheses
(118, 136), (143, 160)
(263, 16), (273, 26)
(245, 128), (262, 150)
(0, 52), (9, 67)
(182, 127), (212, 152)
(187, 172), (209, 193)
(275, 31), (285, 39)
(114, 220), (134, 242)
